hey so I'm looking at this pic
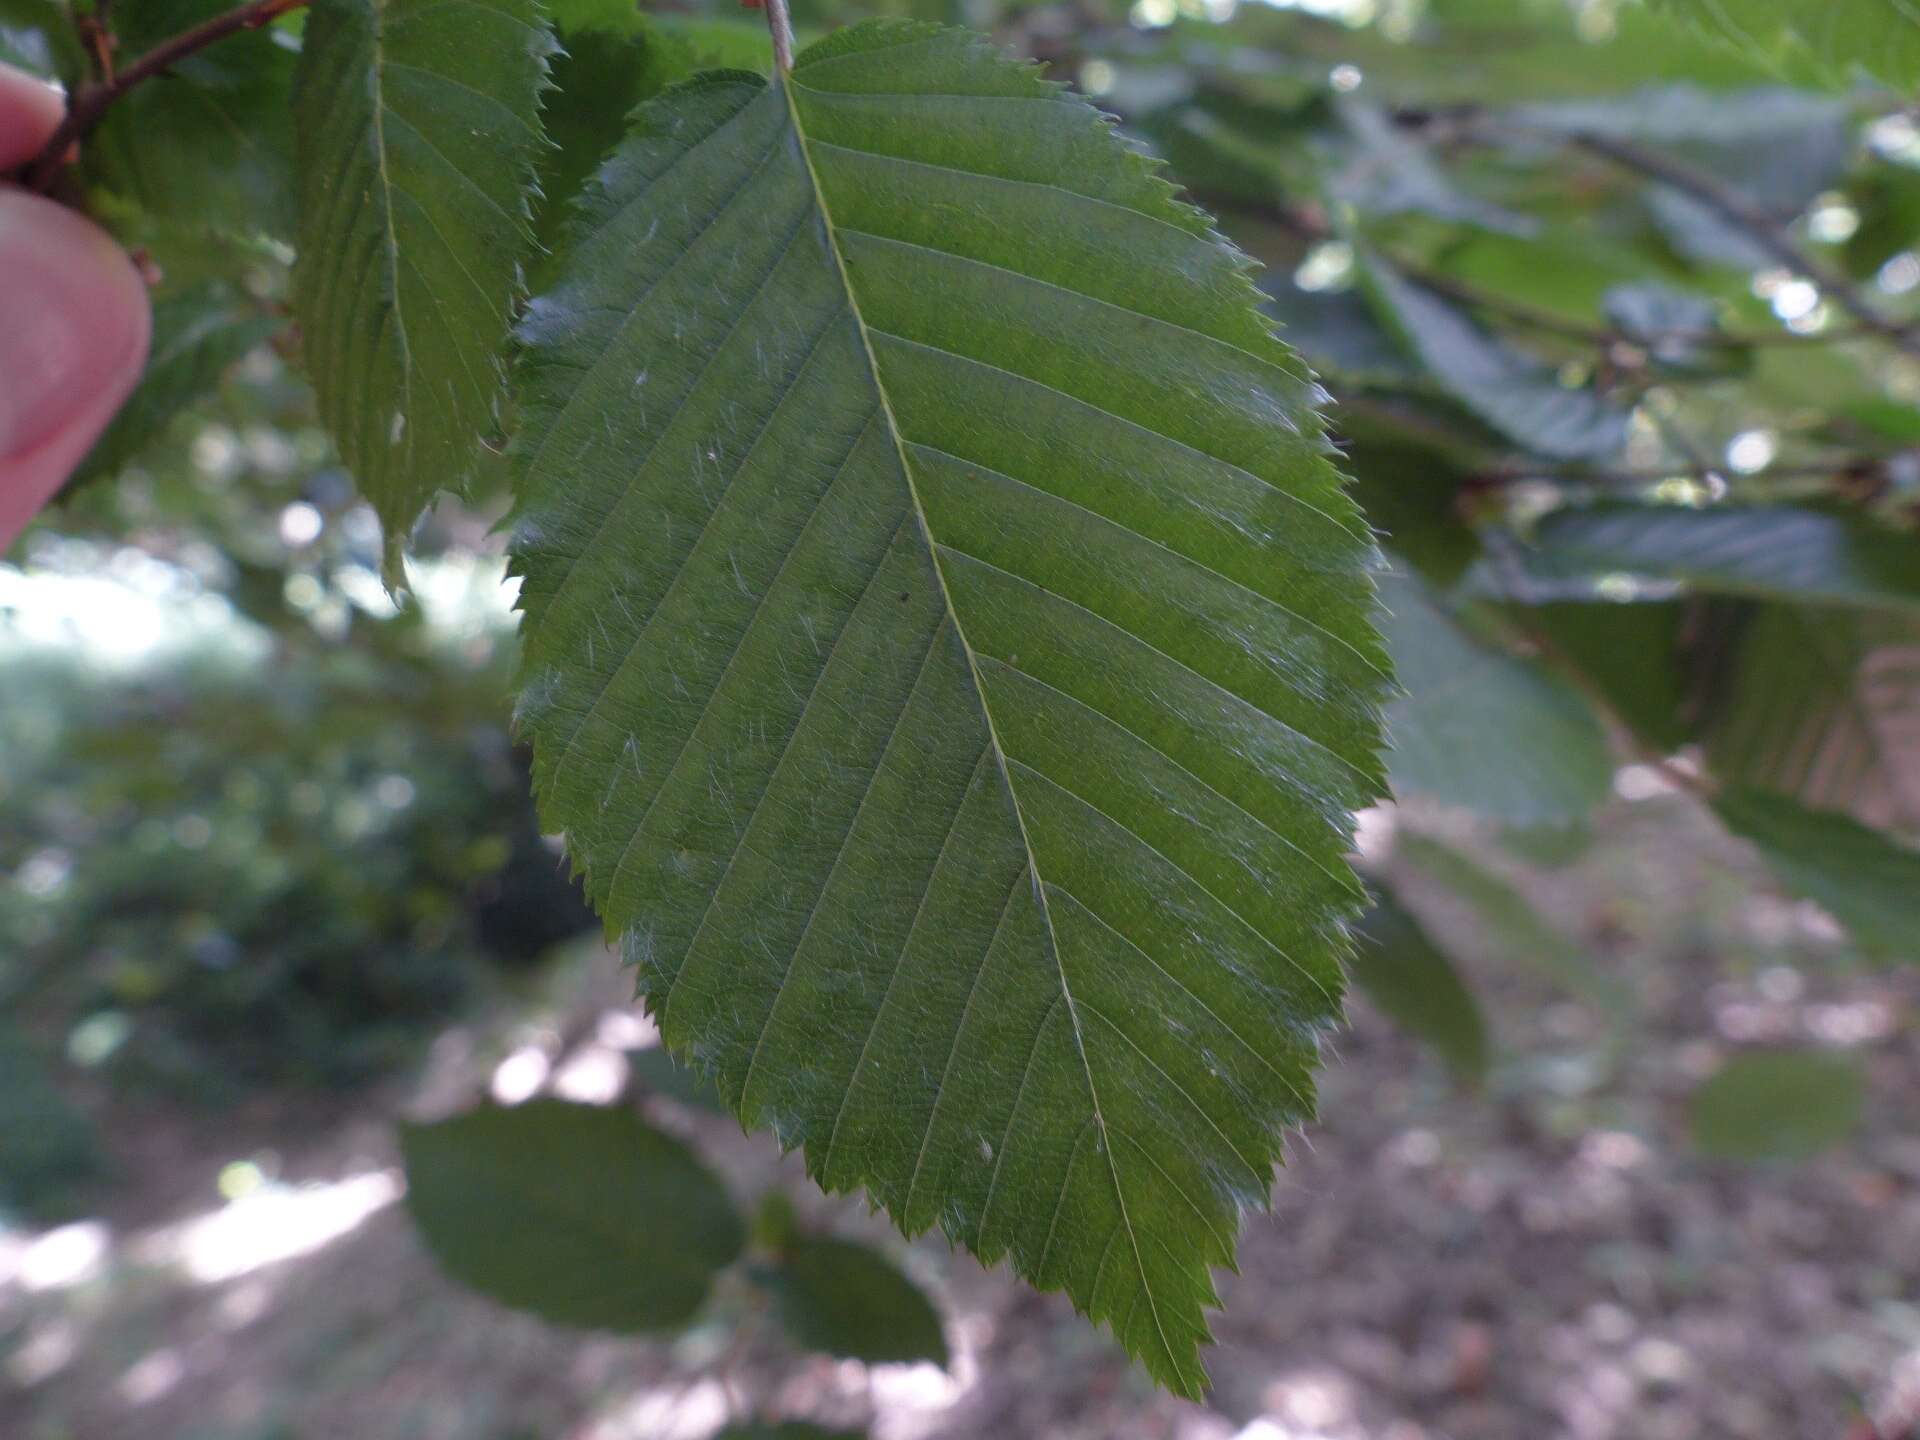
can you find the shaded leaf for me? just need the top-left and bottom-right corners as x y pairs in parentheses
(1330, 99), (1536, 237)
(1601, 283), (1741, 375)
(714, 1425), (865, 1440)
(757, 1237), (948, 1367)
(1688, 1048), (1865, 1162)
(509, 22), (1389, 1396)
(1520, 600), (1693, 753)
(1530, 504), (1920, 615)
(1703, 605), (1920, 831)
(1351, 892), (1490, 1085)
(291, 0), (554, 571)
(1381, 569), (1615, 826)
(1362, 257), (1630, 461)
(1712, 787), (1920, 964)
(400, 1099), (744, 1331)
(79, 0), (297, 240)
(73, 284), (281, 488)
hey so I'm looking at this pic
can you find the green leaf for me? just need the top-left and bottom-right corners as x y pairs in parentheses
(1688, 1048), (1865, 1162)
(291, 0), (554, 572)
(757, 1237), (948, 1367)
(1350, 893), (1489, 1086)
(1712, 787), (1920, 964)
(1530, 504), (1920, 615)
(400, 1099), (744, 1331)
(1381, 569), (1615, 826)
(80, 0), (299, 240)
(1650, 0), (1920, 92)
(72, 284), (281, 488)
(510, 22), (1390, 1397)
(715, 1425), (865, 1440)
(1361, 257), (1631, 462)
(1703, 605), (1920, 830)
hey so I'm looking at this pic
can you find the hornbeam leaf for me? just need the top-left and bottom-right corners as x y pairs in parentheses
(1713, 788), (1920, 964)
(291, 0), (554, 573)
(1688, 1048), (1865, 1162)
(1360, 256), (1631, 462)
(1704, 606), (1920, 832)
(1350, 892), (1490, 1087)
(401, 1100), (744, 1331)
(1650, 0), (1920, 92)
(1379, 568), (1615, 827)
(509, 21), (1390, 1396)
(1531, 503), (1920, 615)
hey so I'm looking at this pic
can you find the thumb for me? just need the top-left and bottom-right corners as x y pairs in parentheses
(0, 187), (152, 554)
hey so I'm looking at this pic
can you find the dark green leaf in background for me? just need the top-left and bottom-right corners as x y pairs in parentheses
(291, 0), (554, 572)
(1381, 569), (1616, 826)
(1531, 505), (1920, 615)
(400, 1099), (744, 1331)
(1688, 1047), (1866, 1162)
(1713, 787), (1920, 964)
(1703, 606), (1920, 831)
(714, 1425), (866, 1440)
(1362, 258), (1631, 461)
(510, 22), (1390, 1395)
(1350, 892), (1490, 1085)
(757, 1237), (948, 1367)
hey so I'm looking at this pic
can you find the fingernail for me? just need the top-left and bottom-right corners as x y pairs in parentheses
(0, 189), (150, 461)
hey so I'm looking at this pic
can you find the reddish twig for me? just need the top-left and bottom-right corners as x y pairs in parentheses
(18, 0), (307, 193)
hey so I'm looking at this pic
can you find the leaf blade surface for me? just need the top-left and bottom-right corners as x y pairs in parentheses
(510, 24), (1389, 1394)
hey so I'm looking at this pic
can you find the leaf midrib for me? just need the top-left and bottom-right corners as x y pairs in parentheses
(775, 66), (1182, 1381)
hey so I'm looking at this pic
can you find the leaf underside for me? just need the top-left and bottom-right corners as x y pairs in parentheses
(510, 21), (1388, 1395)
(291, 0), (553, 569)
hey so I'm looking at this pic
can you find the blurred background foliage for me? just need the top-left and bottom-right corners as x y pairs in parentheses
(2, 0), (1919, 1434)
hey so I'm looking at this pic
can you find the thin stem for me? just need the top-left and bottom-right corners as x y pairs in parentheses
(763, 0), (795, 75)
(19, 0), (307, 192)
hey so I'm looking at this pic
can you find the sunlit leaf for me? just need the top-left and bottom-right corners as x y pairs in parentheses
(510, 22), (1390, 1395)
